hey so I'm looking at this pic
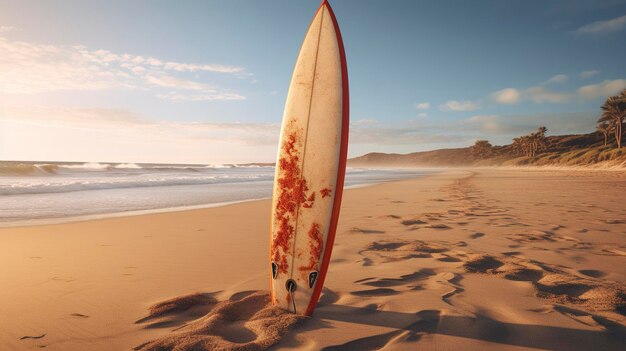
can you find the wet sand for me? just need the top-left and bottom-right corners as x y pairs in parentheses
(1, 169), (624, 350)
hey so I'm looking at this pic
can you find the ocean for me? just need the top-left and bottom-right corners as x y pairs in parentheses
(0, 161), (432, 226)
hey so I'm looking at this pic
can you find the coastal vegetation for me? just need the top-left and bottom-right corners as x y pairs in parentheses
(349, 90), (626, 168)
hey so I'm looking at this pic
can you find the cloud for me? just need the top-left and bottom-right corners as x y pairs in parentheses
(349, 124), (458, 145)
(146, 75), (209, 90)
(1, 106), (145, 125)
(491, 86), (570, 104)
(351, 119), (379, 126)
(349, 109), (597, 151)
(542, 74), (568, 85)
(492, 76), (626, 105)
(579, 70), (599, 79)
(524, 87), (571, 103)
(0, 26), (14, 33)
(463, 115), (504, 132)
(491, 88), (521, 105)
(161, 62), (243, 74)
(0, 107), (279, 163)
(460, 112), (596, 139)
(414, 102), (430, 110)
(439, 100), (480, 112)
(575, 15), (626, 35)
(156, 91), (245, 102)
(577, 79), (626, 100)
(0, 35), (246, 100)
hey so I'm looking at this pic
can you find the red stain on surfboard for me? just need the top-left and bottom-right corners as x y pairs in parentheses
(273, 132), (302, 274)
(272, 130), (321, 275)
(302, 192), (315, 208)
(298, 222), (323, 273)
(320, 188), (332, 198)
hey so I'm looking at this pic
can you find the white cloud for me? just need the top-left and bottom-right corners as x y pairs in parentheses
(0, 35), (246, 99)
(0, 107), (277, 163)
(491, 86), (570, 104)
(156, 91), (245, 102)
(0, 26), (14, 33)
(439, 100), (480, 112)
(415, 102), (430, 110)
(1, 106), (145, 125)
(162, 62), (243, 73)
(463, 115), (506, 133)
(524, 86), (571, 103)
(542, 74), (568, 85)
(491, 88), (521, 105)
(577, 79), (626, 100)
(460, 112), (596, 139)
(352, 119), (379, 126)
(575, 15), (626, 35)
(579, 70), (599, 79)
(146, 75), (210, 91)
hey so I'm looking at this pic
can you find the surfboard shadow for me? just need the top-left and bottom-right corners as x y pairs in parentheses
(313, 304), (626, 351)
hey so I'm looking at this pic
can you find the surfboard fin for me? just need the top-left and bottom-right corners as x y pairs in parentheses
(271, 262), (278, 279)
(308, 271), (319, 288)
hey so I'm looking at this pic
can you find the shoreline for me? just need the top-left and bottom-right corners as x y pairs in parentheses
(4, 163), (625, 229)
(0, 173), (437, 229)
(1, 168), (624, 350)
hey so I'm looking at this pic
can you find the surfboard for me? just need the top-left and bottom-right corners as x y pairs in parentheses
(269, 0), (349, 316)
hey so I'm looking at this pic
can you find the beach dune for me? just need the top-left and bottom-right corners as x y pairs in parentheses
(0, 169), (624, 350)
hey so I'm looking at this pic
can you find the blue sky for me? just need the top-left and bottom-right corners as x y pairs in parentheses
(1, 0), (625, 163)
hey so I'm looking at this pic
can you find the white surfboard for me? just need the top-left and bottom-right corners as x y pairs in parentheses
(269, 0), (349, 316)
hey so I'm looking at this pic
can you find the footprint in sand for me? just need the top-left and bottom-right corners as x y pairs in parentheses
(465, 254), (625, 315)
(355, 270), (434, 288)
(358, 257), (373, 266)
(70, 313), (89, 319)
(135, 292), (218, 328)
(502, 251), (521, 256)
(400, 219), (426, 226)
(19, 334), (46, 340)
(436, 254), (462, 263)
(425, 224), (451, 229)
(351, 288), (400, 297)
(578, 269), (606, 278)
(350, 227), (385, 234)
(384, 214), (401, 219)
(469, 232), (485, 239)
(463, 255), (504, 273)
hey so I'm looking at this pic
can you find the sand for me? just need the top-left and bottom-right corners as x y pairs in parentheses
(0, 169), (624, 350)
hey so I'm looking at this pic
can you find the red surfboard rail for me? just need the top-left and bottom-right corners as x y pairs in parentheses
(304, 0), (349, 316)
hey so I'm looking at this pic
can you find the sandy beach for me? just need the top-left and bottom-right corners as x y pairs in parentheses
(1, 169), (625, 350)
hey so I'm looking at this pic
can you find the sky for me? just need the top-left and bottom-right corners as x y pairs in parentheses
(1, 0), (626, 164)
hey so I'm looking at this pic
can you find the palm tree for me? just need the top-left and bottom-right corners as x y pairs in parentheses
(596, 121), (612, 146)
(537, 126), (547, 138)
(511, 127), (548, 158)
(599, 89), (626, 148)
